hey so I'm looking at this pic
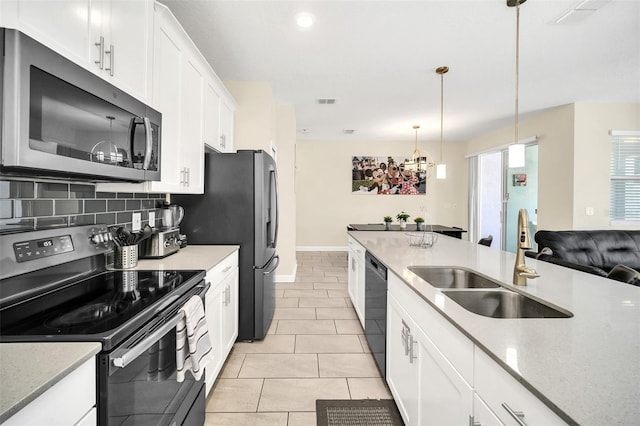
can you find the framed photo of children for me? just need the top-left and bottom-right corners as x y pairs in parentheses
(352, 156), (426, 195)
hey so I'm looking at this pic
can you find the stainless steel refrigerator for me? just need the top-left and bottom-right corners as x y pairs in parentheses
(171, 150), (279, 341)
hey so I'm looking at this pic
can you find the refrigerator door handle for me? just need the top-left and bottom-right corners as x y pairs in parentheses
(255, 255), (279, 276)
(268, 169), (279, 249)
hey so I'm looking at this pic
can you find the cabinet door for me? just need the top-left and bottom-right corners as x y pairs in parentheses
(177, 56), (205, 194)
(203, 80), (222, 151)
(415, 324), (473, 425)
(103, 0), (153, 101)
(205, 282), (224, 397)
(1, 0), (90, 65)
(355, 254), (365, 326)
(149, 18), (184, 193)
(387, 294), (420, 425)
(219, 96), (235, 152)
(221, 266), (239, 356)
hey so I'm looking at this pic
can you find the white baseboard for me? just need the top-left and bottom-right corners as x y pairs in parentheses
(275, 262), (297, 283)
(296, 246), (348, 252)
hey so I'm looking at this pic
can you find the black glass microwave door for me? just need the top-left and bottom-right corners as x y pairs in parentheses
(102, 325), (199, 425)
(29, 67), (135, 168)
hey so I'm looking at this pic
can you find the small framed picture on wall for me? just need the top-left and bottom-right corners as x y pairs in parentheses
(513, 173), (527, 186)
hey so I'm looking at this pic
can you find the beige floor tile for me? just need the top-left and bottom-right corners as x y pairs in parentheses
(267, 320), (278, 335)
(348, 378), (393, 399)
(258, 378), (349, 412)
(318, 354), (381, 377)
(233, 335), (295, 354)
(276, 289), (285, 297)
(206, 379), (263, 412)
(335, 319), (364, 334)
(327, 289), (349, 298)
(275, 297), (299, 308)
(295, 334), (364, 353)
(287, 412), (317, 426)
(298, 275), (339, 283)
(283, 289), (328, 298)
(358, 335), (371, 353)
(219, 352), (245, 378)
(276, 282), (314, 290)
(204, 412), (288, 426)
(344, 297), (354, 308)
(313, 282), (348, 290)
(238, 353), (319, 378)
(316, 308), (358, 320)
(273, 307), (317, 320)
(298, 297), (347, 308)
(275, 320), (336, 335)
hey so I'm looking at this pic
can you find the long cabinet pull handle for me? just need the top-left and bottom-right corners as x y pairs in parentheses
(501, 402), (527, 426)
(95, 36), (104, 69)
(401, 321), (410, 356)
(105, 44), (114, 76)
(408, 334), (417, 363)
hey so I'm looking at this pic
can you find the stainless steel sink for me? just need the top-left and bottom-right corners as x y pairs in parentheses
(441, 290), (573, 319)
(408, 266), (501, 289)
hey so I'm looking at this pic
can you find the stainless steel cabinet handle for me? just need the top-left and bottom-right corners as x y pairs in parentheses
(222, 265), (232, 273)
(401, 321), (410, 356)
(111, 311), (184, 368)
(105, 44), (114, 76)
(501, 402), (527, 426)
(224, 285), (231, 305)
(220, 134), (226, 149)
(408, 334), (417, 363)
(469, 415), (481, 426)
(94, 36), (104, 69)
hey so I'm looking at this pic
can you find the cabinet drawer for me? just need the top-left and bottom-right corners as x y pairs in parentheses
(206, 251), (239, 287)
(388, 273), (473, 384)
(474, 349), (566, 425)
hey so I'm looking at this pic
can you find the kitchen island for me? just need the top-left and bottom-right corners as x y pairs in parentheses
(349, 230), (639, 425)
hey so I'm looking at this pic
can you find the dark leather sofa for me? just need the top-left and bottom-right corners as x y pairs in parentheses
(527, 230), (640, 285)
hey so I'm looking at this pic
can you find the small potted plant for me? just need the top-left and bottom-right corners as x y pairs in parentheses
(396, 211), (410, 229)
(414, 216), (425, 231)
(383, 216), (393, 230)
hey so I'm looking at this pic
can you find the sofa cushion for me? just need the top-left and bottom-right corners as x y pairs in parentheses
(535, 230), (640, 274)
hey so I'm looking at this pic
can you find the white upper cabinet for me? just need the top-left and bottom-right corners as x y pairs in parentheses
(0, 0), (153, 102)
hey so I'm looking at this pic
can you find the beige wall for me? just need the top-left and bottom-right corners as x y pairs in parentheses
(573, 103), (640, 229)
(225, 81), (297, 280)
(465, 102), (640, 231)
(296, 139), (469, 248)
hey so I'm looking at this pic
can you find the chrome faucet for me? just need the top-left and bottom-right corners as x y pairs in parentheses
(513, 208), (539, 286)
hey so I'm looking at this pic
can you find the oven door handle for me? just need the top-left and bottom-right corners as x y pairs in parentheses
(110, 311), (185, 369)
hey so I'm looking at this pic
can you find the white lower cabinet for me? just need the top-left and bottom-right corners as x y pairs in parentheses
(474, 349), (565, 425)
(347, 236), (365, 327)
(387, 292), (473, 426)
(4, 357), (96, 426)
(387, 271), (567, 426)
(204, 251), (239, 396)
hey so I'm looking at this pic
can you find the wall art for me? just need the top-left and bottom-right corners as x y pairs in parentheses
(352, 156), (426, 195)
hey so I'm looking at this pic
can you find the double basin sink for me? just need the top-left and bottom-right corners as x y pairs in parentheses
(407, 266), (572, 319)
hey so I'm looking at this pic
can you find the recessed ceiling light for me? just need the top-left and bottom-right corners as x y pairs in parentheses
(295, 12), (315, 28)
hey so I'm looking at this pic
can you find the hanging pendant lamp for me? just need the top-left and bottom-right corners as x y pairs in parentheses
(508, 0), (526, 168)
(405, 125), (434, 177)
(435, 66), (449, 180)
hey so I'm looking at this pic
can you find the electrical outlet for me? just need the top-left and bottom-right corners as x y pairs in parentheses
(148, 211), (156, 228)
(132, 212), (142, 232)
(586, 207), (594, 216)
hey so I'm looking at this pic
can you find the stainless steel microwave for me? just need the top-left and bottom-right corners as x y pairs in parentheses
(0, 28), (161, 182)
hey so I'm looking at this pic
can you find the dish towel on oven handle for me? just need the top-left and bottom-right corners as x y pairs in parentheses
(176, 295), (214, 382)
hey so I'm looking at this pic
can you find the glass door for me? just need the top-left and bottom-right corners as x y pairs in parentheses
(505, 144), (538, 253)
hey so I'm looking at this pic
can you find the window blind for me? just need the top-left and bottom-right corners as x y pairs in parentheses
(610, 132), (640, 223)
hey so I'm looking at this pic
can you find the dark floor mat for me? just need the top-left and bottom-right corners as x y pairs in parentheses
(316, 399), (404, 426)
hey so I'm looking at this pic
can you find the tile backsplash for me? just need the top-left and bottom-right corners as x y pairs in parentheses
(0, 178), (166, 233)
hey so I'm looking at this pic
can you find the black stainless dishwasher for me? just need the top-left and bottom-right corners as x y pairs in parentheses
(364, 251), (388, 377)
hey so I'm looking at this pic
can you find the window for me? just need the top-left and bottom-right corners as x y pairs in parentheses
(610, 131), (640, 224)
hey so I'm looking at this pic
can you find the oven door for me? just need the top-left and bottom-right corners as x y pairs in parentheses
(98, 282), (208, 426)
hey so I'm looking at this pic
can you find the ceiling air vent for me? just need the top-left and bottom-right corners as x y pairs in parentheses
(317, 98), (336, 105)
(343, 129), (356, 134)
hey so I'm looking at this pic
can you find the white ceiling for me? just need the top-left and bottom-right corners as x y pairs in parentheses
(159, 0), (640, 143)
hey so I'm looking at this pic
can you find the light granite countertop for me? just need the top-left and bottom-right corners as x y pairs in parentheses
(349, 230), (640, 426)
(0, 342), (101, 423)
(119, 244), (239, 271)
(1, 245), (238, 424)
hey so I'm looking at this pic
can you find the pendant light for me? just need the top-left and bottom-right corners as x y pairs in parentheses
(435, 66), (449, 180)
(405, 125), (433, 176)
(508, 0), (526, 168)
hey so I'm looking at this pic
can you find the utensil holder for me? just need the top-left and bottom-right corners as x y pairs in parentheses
(115, 245), (138, 269)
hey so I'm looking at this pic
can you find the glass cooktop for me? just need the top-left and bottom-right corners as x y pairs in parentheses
(0, 270), (201, 337)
